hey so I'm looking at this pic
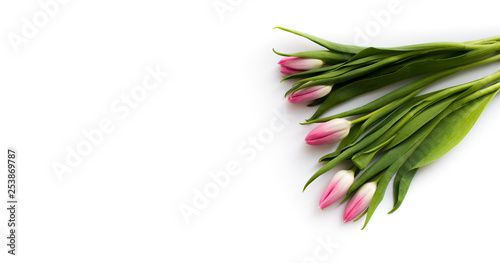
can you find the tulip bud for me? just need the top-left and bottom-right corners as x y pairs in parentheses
(305, 119), (351, 146)
(287, 85), (332, 104)
(280, 66), (303, 75)
(343, 182), (377, 223)
(319, 170), (355, 209)
(278, 57), (324, 71)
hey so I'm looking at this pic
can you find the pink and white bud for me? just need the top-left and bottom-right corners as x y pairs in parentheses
(305, 119), (350, 146)
(287, 85), (332, 104)
(278, 57), (324, 71)
(343, 182), (377, 223)
(319, 170), (355, 209)
(280, 66), (303, 75)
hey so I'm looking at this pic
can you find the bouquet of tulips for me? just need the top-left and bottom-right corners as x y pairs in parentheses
(275, 27), (500, 228)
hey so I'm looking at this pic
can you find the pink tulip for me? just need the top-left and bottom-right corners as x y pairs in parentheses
(319, 170), (355, 209)
(305, 119), (350, 146)
(287, 85), (332, 104)
(343, 182), (377, 223)
(278, 57), (324, 71)
(280, 66), (303, 75)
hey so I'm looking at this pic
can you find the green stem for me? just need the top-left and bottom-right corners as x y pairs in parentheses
(372, 173), (383, 184)
(464, 35), (500, 45)
(349, 165), (359, 175)
(350, 103), (393, 125)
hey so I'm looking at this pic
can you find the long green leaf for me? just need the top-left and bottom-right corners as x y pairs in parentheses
(309, 45), (500, 120)
(390, 86), (499, 213)
(275, 27), (365, 54)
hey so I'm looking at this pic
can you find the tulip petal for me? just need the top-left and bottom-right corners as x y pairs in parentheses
(279, 57), (324, 70)
(305, 119), (350, 145)
(280, 66), (303, 75)
(343, 182), (377, 222)
(319, 170), (354, 209)
(287, 85), (332, 104)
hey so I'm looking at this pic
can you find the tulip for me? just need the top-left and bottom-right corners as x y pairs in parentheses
(287, 85), (332, 104)
(343, 182), (377, 223)
(278, 57), (324, 71)
(280, 66), (303, 75)
(305, 119), (350, 145)
(319, 170), (355, 209)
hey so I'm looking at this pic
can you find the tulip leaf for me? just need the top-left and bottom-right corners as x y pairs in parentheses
(342, 53), (392, 67)
(295, 50), (426, 89)
(385, 94), (460, 149)
(307, 97), (328, 107)
(389, 163), (417, 214)
(272, 49), (352, 64)
(306, 99), (419, 188)
(353, 210), (368, 222)
(308, 45), (500, 120)
(346, 108), (441, 198)
(274, 27), (365, 54)
(338, 123), (363, 151)
(360, 150), (413, 229)
(412, 91), (495, 169)
(352, 135), (395, 169)
(360, 115), (437, 229)
(281, 64), (343, 81)
(304, 76), (500, 191)
(317, 122), (364, 163)
(390, 88), (498, 213)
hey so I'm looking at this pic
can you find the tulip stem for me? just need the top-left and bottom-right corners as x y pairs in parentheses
(464, 35), (500, 45)
(349, 165), (359, 175)
(350, 103), (393, 125)
(372, 174), (383, 184)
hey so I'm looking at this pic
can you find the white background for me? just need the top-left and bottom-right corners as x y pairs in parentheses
(1, 0), (500, 262)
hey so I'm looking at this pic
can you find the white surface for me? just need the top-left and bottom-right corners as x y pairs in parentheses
(1, 0), (500, 262)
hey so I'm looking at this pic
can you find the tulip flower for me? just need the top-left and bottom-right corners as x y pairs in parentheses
(319, 170), (355, 209)
(278, 57), (324, 72)
(287, 85), (332, 104)
(280, 66), (303, 75)
(305, 118), (350, 145)
(343, 182), (377, 223)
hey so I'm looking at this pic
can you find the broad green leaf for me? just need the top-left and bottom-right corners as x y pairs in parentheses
(385, 94), (461, 149)
(389, 86), (500, 213)
(412, 92), (496, 168)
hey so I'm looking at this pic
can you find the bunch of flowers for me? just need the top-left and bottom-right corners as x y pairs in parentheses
(275, 27), (500, 228)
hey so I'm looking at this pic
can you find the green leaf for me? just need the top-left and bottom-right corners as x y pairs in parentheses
(338, 123), (363, 151)
(273, 49), (352, 64)
(352, 135), (395, 169)
(295, 50), (425, 89)
(361, 141), (419, 229)
(385, 93), (461, 149)
(281, 64), (343, 81)
(274, 27), (365, 54)
(412, 92), (496, 168)
(389, 85), (500, 213)
(309, 45), (500, 120)
(318, 122), (363, 163)
(303, 79), (500, 191)
(389, 164), (417, 214)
